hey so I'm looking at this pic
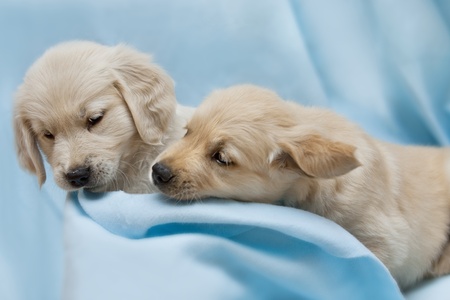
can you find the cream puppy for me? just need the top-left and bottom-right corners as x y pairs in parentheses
(14, 41), (194, 193)
(151, 84), (450, 288)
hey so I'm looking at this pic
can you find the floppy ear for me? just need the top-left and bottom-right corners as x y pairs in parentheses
(111, 45), (177, 145)
(13, 115), (46, 186)
(274, 134), (360, 178)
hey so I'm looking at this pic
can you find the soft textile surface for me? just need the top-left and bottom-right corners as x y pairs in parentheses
(65, 190), (402, 299)
(2, 0), (450, 299)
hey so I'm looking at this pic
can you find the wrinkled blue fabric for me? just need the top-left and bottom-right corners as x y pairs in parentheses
(65, 191), (402, 300)
(1, 1), (450, 300)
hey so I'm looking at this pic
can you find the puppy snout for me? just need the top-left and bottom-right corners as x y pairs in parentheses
(66, 167), (91, 188)
(152, 163), (174, 186)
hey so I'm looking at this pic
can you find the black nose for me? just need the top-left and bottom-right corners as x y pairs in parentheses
(152, 163), (174, 186)
(66, 167), (90, 188)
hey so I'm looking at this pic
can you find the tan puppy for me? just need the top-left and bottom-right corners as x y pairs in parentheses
(14, 41), (193, 193)
(151, 84), (450, 288)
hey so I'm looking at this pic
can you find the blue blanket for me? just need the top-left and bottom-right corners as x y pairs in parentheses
(65, 191), (402, 299)
(2, 1), (450, 299)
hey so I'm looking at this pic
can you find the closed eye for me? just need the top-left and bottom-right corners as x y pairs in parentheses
(43, 130), (54, 140)
(88, 113), (104, 130)
(212, 151), (232, 166)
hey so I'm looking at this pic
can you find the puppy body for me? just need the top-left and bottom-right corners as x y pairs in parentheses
(14, 41), (194, 193)
(152, 85), (450, 288)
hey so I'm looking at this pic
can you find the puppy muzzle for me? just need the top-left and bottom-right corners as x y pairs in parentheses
(66, 166), (91, 188)
(151, 162), (174, 186)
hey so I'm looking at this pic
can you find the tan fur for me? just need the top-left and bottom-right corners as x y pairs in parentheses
(152, 84), (450, 288)
(14, 41), (193, 193)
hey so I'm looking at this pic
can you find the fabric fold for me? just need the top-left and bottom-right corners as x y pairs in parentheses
(63, 190), (405, 300)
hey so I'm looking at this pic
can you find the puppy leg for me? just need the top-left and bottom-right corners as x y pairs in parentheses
(428, 242), (450, 277)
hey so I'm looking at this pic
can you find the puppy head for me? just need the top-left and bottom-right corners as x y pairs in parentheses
(151, 85), (360, 202)
(14, 41), (176, 191)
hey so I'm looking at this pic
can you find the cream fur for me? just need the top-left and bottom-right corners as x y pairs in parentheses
(14, 41), (194, 193)
(152, 84), (450, 288)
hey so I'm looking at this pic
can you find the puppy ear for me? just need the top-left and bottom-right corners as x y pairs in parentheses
(14, 115), (46, 186)
(112, 45), (177, 145)
(273, 134), (360, 178)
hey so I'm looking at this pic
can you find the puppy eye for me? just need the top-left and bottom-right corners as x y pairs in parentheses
(212, 151), (231, 166)
(43, 130), (54, 140)
(88, 114), (103, 129)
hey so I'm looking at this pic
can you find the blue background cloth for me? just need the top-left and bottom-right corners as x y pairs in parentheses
(66, 191), (402, 300)
(1, 1), (450, 299)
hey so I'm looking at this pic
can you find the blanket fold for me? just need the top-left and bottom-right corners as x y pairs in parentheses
(62, 190), (404, 300)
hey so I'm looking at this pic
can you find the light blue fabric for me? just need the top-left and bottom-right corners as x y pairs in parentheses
(64, 190), (402, 300)
(1, 0), (450, 299)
